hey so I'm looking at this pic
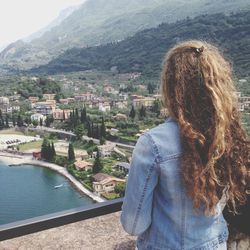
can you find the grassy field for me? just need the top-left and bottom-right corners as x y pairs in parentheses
(0, 129), (24, 135)
(18, 140), (43, 152)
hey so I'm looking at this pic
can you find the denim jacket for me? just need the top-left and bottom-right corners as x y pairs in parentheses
(121, 117), (228, 250)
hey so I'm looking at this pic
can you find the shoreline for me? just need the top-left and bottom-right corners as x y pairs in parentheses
(0, 153), (105, 203)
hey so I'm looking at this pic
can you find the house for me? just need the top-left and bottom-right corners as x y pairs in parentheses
(113, 101), (128, 109)
(113, 113), (127, 120)
(59, 99), (69, 105)
(53, 109), (72, 120)
(99, 102), (111, 112)
(114, 162), (130, 174)
(103, 84), (114, 93)
(0, 97), (11, 113)
(74, 93), (95, 102)
(33, 102), (56, 115)
(31, 113), (45, 123)
(98, 142), (116, 157)
(32, 151), (41, 160)
(92, 173), (126, 194)
(109, 128), (119, 135)
(132, 96), (155, 108)
(43, 94), (55, 100)
(74, 160), (93, 171)
(28, 96), (39, 103)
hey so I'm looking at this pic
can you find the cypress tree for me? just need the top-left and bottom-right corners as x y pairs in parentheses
(17, 114), (23, 127)
(51, 142), (56, 159)
(92, 149), (102, 174)
(139, 105), (146, 119)
(87, 120), (92, 138)
(68, 143), (75, 162)
(12, 116), (16, 127)
(41, 138), (49, 160)
(5, 115), (9, 128)
(100, 117), (106, 139)
(81, 105), (87, 123)
(129, 105), (136, 120)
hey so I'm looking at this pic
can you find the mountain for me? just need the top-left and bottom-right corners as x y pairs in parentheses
(23, 5), (81, 42)
(1, 0), (250, 72)
(31, 10), (250, 77)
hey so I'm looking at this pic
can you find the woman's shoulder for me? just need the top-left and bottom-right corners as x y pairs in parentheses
(145, 117), (180, 141)
(142, 117), (182, 162)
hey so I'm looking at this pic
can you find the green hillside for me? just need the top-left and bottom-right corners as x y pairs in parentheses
(1, 0), (249, 71)
(32, 10), (250, 77)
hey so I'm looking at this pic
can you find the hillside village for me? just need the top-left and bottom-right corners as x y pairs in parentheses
(0, 73), (249, 200)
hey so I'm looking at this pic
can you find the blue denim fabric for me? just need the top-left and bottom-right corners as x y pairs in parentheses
(120, 117), (228, 250)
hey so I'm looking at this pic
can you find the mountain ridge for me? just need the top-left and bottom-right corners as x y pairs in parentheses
(1, 0), (249, 72)
(31, 10), (250, 77)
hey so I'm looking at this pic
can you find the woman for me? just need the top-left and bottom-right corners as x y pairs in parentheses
(120, 40), (249, 250)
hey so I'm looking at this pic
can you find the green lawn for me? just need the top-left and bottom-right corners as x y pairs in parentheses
(19, 140), (43, 151)
(0, 129), (24, 135)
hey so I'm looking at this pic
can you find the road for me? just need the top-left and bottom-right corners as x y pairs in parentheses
(29, 127), (135, 149)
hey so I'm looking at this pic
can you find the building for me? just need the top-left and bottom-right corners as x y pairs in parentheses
(132, 96), (155, 108)
(43, 94), (55, 100)
(28, 96), (39, 103)
(113, 113), (127, 120)
(33, 102), (56, 115)
(53, 109), (72, 120)
(98, 142), (115, 157)
(0, 97), (10, 113)
(103, 84), (114, 93)
(113, 101), (128, 109)
(59, 99), (69, 105)
(74, 93), (95, 102)
(99, 102), (111, 112)
(114, 162), (130, 174)
(31, 113), (46, 123)
(74, 160), (93, 171)
(92, 173), (125, 194)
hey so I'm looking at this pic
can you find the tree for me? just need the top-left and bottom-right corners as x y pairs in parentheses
(81, 106), (87, 123)
(114, 183), (126, 197)
(87, 120), (92, 138)
(147, 82), (155, 94)
(92, 149), (102, 173)
(139, 105), (146, 119)
(152, 99), (161, 116)
(17, 114), (23, 127)
(51, 142), (56, 159)
(129, 105), (136, 120)
(75, 124), (85, 140)
(5, 115), (9, 128)
(100, 117), (106, 139)
(68, 143), (75, 162)
(41, 138), (49, 160)
(12, 116), (16, 127)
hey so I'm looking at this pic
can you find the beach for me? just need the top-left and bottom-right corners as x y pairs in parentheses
(0, 152), (105, 203)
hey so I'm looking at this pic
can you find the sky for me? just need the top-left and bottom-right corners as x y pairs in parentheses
(0, 0), (86, 49)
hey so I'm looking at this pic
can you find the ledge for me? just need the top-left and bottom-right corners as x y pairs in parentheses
(0, 212), (249, 250)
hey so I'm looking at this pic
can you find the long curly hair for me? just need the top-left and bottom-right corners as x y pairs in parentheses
(161, 40), (249, 214)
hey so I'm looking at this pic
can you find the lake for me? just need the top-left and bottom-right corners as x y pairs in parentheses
(0, 161), (94, 225)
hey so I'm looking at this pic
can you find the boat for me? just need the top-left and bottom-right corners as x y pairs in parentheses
(54, 184), (63, 189)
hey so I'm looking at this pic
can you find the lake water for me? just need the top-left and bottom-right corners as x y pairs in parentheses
(0, 161), (94, 225)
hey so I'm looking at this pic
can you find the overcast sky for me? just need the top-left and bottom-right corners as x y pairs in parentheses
(0, 0), (86, 48)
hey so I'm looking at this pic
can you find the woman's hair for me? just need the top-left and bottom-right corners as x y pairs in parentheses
(161, 40), (249, 214)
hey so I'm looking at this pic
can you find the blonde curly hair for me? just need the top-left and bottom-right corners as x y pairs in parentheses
(161, 40), (249, 214)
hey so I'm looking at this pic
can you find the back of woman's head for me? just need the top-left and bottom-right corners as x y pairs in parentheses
(161, 40), (249, 214)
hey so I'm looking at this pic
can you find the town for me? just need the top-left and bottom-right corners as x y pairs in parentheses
(0, 72), (249, 200)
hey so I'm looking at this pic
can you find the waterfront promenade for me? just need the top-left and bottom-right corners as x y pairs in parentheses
(0, 152), (105, 203)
